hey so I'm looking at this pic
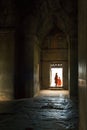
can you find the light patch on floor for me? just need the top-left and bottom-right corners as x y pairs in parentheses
(38, 90), (69, 97)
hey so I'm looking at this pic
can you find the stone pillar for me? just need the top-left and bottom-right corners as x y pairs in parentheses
(0, 30), (15, 100)
(34, 37), (40, 97)
(24, 35), (34, 97)
(14, 27), (26, 99)
(69, 36), (78, 97)
(0, 0), (15, 100)
(78, 0), (87, 129)
(14, 33), (35, 98)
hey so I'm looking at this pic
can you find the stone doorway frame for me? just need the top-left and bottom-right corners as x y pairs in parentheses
(49, 63), (63, 88)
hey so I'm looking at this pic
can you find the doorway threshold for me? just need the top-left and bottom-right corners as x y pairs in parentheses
(49, 87), (63, 90)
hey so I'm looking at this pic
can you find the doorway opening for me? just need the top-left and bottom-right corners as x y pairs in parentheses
(50, 67), (63, 87)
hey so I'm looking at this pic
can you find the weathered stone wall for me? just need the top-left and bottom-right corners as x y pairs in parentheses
(24, 36), (34, 98)
(0, 30), (15, 100)
(34, 37), (40, 97)
(0, 0), (15, 100)
(78, 0), (87, 129)
(14, 33), (35, 98)
(69, 38), (78, 97)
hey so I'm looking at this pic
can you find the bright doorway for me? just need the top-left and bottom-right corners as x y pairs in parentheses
(50, 67), (63, 87)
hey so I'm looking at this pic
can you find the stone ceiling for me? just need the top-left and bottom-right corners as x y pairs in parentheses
(0, 0), (77, 44)
(21, 0), (77, 43)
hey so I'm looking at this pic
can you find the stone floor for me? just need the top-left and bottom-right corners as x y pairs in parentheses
(0, 90), (79, 130)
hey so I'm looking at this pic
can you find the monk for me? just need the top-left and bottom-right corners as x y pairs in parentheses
(54, 73), (58, 86)
(58, 77), (62, 86)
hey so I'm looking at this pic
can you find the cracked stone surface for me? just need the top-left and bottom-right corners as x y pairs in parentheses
(0, 91), (78, 130)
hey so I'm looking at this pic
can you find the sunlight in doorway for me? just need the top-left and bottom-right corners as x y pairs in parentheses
(50, 68), (63, 87)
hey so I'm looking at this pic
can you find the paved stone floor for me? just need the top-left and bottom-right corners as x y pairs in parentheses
(0, 90), (79, 130)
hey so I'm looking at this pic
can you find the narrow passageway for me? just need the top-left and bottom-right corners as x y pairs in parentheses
(0, 90), (78, 130)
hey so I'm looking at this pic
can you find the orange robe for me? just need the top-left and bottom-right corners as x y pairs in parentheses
(58, 78), (62, 86)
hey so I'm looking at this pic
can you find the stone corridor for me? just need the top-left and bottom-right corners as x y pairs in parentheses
(0, 90), (78, 130)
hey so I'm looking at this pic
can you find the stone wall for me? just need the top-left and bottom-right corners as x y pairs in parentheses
(0, 0), (15, 100)
(0, 30), (15, 100)
(78, 0), (87, 129)
(34, 37), (40, 97)
(69, 38), (78, 97)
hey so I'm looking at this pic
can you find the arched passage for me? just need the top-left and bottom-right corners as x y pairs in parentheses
(9, 0), (78, 98)
(40, 28), (68, 91)
(16, 0), (78, 98)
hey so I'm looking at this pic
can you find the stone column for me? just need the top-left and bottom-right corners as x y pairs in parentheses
(24, 35), (34, 97)
(78, 0), (87, 129)
(0, 0), (15, 100)
(34, 37), (40, 97)
(69, 36), (78, 97)
(0, 30), (15, 100)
